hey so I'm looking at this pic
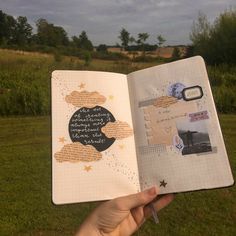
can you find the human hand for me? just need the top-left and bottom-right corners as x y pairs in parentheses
(76, 186), (174, 236)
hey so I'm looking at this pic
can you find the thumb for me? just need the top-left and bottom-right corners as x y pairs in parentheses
(114, 186), (159, 211)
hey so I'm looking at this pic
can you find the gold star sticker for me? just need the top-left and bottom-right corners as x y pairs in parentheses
(119, 144), (125, 149)
(79, 83), (86, 89)
(59, 137), (66, 143)
(108, 95), (114, 100)
(84, 165), (92, 172)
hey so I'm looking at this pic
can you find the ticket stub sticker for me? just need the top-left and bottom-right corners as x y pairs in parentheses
(189, 110), (209, 122)
(182, 86), (203, 101)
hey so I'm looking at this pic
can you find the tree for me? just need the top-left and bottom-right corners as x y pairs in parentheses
(72, 31), (93, 51)
(13, 16), (32, 46)
(129, 36), (136, 45)
(157, 34), (166, 47)
(36, 19), (69, 46)
(209, 9), (236, 64)
(119, 28), (130, 50)
(172, 47), (181, 60)
(190, 11), (211, 59)
(0, 10), (17, 45)
(96, 44), (107, 52)
(190, 9), (236, 64)
(137, 33), (149, 55)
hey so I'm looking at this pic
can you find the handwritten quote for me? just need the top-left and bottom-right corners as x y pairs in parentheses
(69, 106), (116, 152)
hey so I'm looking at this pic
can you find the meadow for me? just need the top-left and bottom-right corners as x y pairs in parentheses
(0, 49), (235, 115)
(0, 115), (235, 236)
(0, 49), (236, 235)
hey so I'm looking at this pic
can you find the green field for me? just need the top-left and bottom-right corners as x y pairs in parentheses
(0, 115), (235, 236)
(0, 49), (235, 116)
(0, 49), (236, 235)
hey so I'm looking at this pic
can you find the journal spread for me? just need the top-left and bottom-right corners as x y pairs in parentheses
(51, 56), (234, 204)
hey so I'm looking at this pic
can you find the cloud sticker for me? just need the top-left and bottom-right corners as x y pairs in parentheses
(153, 96), (178, 108)
(101, 121), (133, 139)
(65, 90), (106, 108)
(54, 142), (102, 163)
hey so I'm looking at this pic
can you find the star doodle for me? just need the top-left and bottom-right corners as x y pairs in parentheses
(84, 165), (92, 172)
(79, 83), (86, 89)
(59, 137), (66, 143)
(119, 144), (125, 149)
(108, 95), (114, 100)
(160, 180), (167, 188)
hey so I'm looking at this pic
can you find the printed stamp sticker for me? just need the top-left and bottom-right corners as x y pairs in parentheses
(189, 110), (209, 122)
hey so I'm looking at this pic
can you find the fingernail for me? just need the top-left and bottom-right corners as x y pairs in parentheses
(146, 186), (158, 196)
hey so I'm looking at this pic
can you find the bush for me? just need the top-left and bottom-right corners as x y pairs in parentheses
(208, 65), (236, 113)
(92, 51), (128, 61)
(191, 9), (236, 65)
(83, 51), (92, 66)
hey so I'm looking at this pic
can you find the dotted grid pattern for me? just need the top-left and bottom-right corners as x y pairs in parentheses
(52, 71), (141, 204)
(128, 57), (233, 193)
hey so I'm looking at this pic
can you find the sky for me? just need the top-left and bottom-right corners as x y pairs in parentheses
(1, 0), (235, 46)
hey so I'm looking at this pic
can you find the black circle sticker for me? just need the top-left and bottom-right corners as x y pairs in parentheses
(69, 106), (116, 151)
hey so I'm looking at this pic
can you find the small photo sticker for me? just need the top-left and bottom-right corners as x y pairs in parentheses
(182, 85), (203, 101)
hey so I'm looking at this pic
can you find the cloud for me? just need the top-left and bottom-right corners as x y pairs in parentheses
(101, 121), (133, 139)
(55, 142), (102, 162)
(65, 90), (106, 108)
(1, 0), (235, 45)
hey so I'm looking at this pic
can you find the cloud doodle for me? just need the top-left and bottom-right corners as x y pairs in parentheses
(153, 96), (178, 108)
(65, 90), (106, 108)
(101, 121), (133, 139)
(55, 142), (102, 163)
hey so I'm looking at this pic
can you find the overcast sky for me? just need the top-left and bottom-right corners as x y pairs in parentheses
(1, 0), (235, 46)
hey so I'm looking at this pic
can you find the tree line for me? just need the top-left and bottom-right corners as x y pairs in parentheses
(117, 28), (165, 51)
(1, 8), (236, 65)
(0, 10), (94, 52)
(0, 10), (168, 54)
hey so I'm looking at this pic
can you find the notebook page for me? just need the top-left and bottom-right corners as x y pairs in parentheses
(127, 56), (234, 194)
(52, 71), (140, 204)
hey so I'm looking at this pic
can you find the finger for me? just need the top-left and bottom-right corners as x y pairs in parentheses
(144, 193), (174, 218)
(113, 186), (159, 211)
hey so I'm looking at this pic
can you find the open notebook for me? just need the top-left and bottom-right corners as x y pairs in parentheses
(51, 56), (234, 204)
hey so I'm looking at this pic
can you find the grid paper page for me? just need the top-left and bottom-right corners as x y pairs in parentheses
(52, 71), (140, 204)
(127, 56), (234, 194)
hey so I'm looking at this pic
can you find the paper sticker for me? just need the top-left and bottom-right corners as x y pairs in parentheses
(55, 87), (134, 163)
(176, 119), (212, 155)
(153, 96), (178, 108)
(168, 82), (186, 99)
(173, 135), (184, 152)
(101, 121), (133, 139)
(189, 110), (209, 122)
(69, 106), (116, 152)
(182, 86), (203, 101)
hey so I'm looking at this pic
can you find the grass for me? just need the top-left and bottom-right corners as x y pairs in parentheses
(0, 49), (235, 115)
(0, 115), (235, 236)
(0, 49), (236, 235)
(0, 49), (160, 116)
